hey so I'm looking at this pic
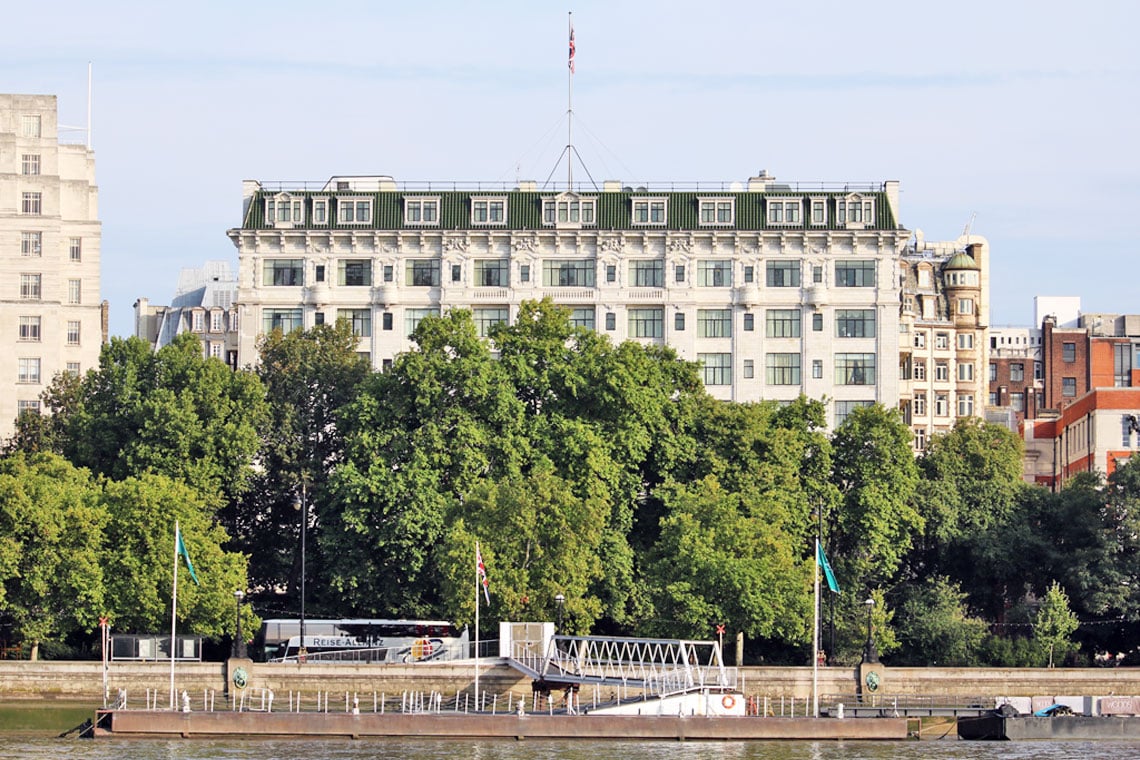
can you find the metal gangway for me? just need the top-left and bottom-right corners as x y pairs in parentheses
(507, 631), (738, 699)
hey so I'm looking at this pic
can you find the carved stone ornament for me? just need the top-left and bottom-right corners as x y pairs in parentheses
(668, 237), (693, 255)
(599, 236), (624, 253)
(513, 235), (539, 253)
(443, 237), (469, 254)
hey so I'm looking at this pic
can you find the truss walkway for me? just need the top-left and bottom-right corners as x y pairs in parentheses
(507, 633), (738, 698)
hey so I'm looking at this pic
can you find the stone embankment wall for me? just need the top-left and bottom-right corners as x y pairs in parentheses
(2, 659), (1139, 702)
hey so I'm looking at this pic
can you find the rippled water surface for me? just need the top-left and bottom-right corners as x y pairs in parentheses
(4, 738), (1140, 760)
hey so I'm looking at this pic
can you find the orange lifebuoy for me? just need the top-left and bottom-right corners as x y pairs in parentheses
(722, 694), (736, 710)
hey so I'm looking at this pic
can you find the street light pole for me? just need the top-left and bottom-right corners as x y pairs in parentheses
(233, 590), (246, 659)
(293, 484), (307, 663)
(863, 597), (878, 663)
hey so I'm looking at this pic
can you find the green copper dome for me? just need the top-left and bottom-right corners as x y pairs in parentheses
(944, 251), (979, 270)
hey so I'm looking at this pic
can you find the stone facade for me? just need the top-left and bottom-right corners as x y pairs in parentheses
(0, 94), (103, 439)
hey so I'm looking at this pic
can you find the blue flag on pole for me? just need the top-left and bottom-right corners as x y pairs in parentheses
(816, 539), (840, 594)
(177, 527), (201, 586)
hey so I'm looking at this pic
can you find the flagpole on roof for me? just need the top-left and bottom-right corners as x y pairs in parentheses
(567, 11), (574, 190)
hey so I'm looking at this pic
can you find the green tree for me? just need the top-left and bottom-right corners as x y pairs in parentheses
(1034, 581), (1079, 667)
(0, 453), (106, 659)
(891, 576), (987, 666)
(101, 473), (252, 637)
(436, 463), (607, 634)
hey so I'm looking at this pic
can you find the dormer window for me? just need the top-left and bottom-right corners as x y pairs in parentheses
(632, 198), (667, 226)
(471, 197), (507, 226)
(311, 198), (329, 225)
(338, 197), (373, 224)
(698, 198), (735, 226)
(404, 197), (440, 226)
(266, 194), (303, 227)
(767, 198), (802, 225)
(542, 193), (596, 228)
(837, 195), (875, 227)
(809, 198), (828, 226)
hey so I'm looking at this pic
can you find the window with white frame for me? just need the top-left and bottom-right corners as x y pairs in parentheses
(699, 353), (732, 385)
(475, 260), (510, 287)
(766, 353), (801, 385)
(914, 428), (927, 451)
(958, 333), (975, 350)
(698, 309), (732, 338)
(935, 332), (950, 350)
(631, 198), (667, 226)
(21, 232), (41, 256)
(262, 308), (302, 335)
(935, 393), (949, 416)
(210, 311), (224, 333)
(958, 362), (974, 381)
(312, 198), (329, 225)
(935, 361), (949, 381)
(914, 360), (926, 380)
(1062, 377), (1077, 397)
(406, 260), (441, 287)
(66, 320), (81, 345)
(22, 192), (42, 215)
(543, 196), (596, 226)
(69, 237), (82, 261)
(543, 260), (595, 287)
(957, 393), (975, 416)
(812, 359), (823, 379)
(698, 198), (735, 226)
(65, 362), (80, 376)
(767, 198), (802, 225)
(17, 399), (40, 415)
(19, 316), (41, 342)
(266, 195), (303, 225)
(20, 274), (41, 299)
(337, 308), (372, 337)
(17, 358), (41, 384)
(630, 260), (664, 287)
(338, 260), (372, 286)
(1010, 363), (1024, 382)
(697, 260), (732, 287)
(405, 307), (440, 336)
(914, 331), (926, 349)
(338, 197), (373, 224)
(837, 196), (874, 225)
(473, 307), (509, 337)
(629, 308), (664, 338)
(810, 198), (827, 225)
(263, 259), (303, 286)
(569, 307), (595, 330)
(21, 114), (41, 137)
(743, 359), (754, 379)
(835, 260), (875, 287)
(835, 353), (875, 385)
(913, 392), (927, 417)
(192, 311), (204, 332)
(471, 198), (506, 225)
(957, 298), (975, 315)
(835, 400), (874, 427)
(21, 154), (40, 175)
(403, 197), (438, 225)
(766, 260), (800, 287)
(766, 308), (801, 338)
(835, 309), (876, 338)
(210, 342), (223, 359)
(1011, 392), (1025, 412)
(68, 279), (82, 304)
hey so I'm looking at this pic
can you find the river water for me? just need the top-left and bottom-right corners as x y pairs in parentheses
(3, 738), (1140, 759)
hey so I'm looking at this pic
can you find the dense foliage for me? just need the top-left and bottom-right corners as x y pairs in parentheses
(2, 300), (1137, 667)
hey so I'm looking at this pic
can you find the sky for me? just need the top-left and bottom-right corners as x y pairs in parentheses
(4, 0), (1138, 338)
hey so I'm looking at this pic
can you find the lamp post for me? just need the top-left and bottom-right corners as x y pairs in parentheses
(863, 597), (878, 663)
(554, 593), (565, 635)
(292, 486), (307, 663)
(233, 590), (247, 659)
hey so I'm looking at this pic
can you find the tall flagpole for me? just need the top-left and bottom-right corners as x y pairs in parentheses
(812, 538), (821, 718)
(474, 541), (481, 709)
(169, 521), (180, 710)
(567, 11), (574, 190)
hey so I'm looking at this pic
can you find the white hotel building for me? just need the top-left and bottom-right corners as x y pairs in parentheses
(228, 172), (987, 435)
(0, 94), (103, 440)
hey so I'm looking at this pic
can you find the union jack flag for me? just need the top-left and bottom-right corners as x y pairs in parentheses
(569, 25), (576, 74)
(476, 542), (491, 604)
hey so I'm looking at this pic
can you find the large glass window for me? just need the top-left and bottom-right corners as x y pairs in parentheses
(543, 260), (595, 287)
(835, 353), (876, 385)
(21, 232), (41, 256)
(262, 308), (302, 335)
(475, 260), (510, 287)
(766, 309), (801, 338)
(630, 260), (664, 287)
(628, 308), (663, 338)
(337, 308), (371, 337)
(766, 261), (800, 287)
(473, 307), (509, 337)
(406, 260), (441, 287)
(696, 260), (732, 287)
(697, 309), (732, 338)
(263, 259), (303, 286)
(1010, 363), (1025, 382)
(17, 358), (41, 384)
(20, 274), (41, 300)
(698, 353), (732, 385)
(338, 260), (372, 286)
(22, 192), (42, 215)
(835, 309), (876, 338)
(835, 400), (874, 427)
(569, 307), (595, 330)
(835, 261), (876, 287)
(18, 316), (41, 342)
(766, 353), (801, 385)
(1114, 344), (1134, 387)
(406, 307), (440, 337)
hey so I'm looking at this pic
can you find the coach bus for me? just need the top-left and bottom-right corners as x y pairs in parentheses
(257, 619), (469, 664)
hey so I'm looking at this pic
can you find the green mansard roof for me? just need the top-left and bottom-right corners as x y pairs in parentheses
(242, 186), (899, 233)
